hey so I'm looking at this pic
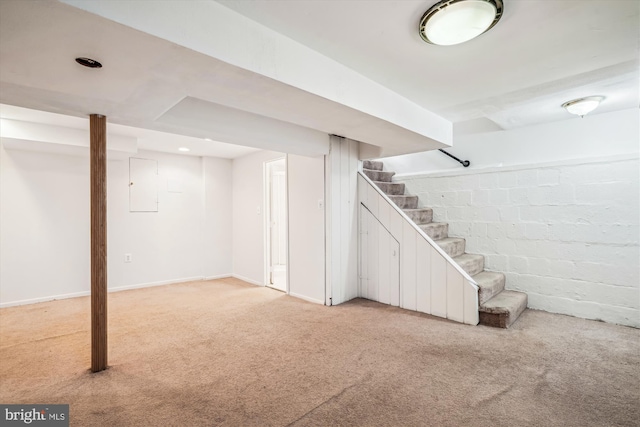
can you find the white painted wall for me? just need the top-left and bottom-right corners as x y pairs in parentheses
(288, 154), (326, 304)
(0, 144), (90, 304)
(231, 150), (285, 285)
(399, 157), (639, 327)
(384, 109), (639, 175)
(203, 157), (233, 279)
(0, 142), (233, 306)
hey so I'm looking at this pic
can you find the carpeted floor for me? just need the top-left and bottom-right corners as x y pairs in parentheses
(1, 278), (638, 426)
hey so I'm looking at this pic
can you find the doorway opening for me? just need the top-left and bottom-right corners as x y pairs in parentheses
(265, 158), (288, 292)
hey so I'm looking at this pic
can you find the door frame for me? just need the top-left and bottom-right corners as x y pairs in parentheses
(263, 157), (289, 293)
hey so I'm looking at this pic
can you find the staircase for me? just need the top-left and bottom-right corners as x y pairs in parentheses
(363, 160), (527, 328)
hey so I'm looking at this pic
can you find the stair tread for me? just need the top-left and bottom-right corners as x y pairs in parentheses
(452, 253), (484, 276)
(420, 221), (448, 227)
(435, 237), (466, 257)
(363, 160), (383, 171)
(436, 237), (465, 244)
(473, 271), (505, 289)
(473, 271), (506, 304)
(452, 253), (484, 262)
(480, 290), (528, 314)
(363, 169), (395, 182)
(403, 208), (432, 213)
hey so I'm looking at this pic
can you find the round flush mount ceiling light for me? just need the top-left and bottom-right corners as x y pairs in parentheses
(419, 0), (503, 46)
(561, 96), (605, 118)
(75, 57), (102, 68)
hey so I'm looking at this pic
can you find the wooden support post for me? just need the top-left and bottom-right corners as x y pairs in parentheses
(90, 114), (108, 372)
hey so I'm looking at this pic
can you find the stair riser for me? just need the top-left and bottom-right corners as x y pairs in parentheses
(478, 275), (505, 305)
(403, 209), (433, 225)
(437, 239), (466, 258)
(363, 160), (383, 171)
(457, 256), (484, 276)
(363, 169), (395, 182)
(375, 182), (405, 195)
(479, 295), (528, 328)
(389, 195), (418, 209)
(419, 223), (448, 240)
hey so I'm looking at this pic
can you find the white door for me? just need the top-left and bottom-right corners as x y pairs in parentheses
(359, 205), (400, 305)
(266, 159), (287, 291)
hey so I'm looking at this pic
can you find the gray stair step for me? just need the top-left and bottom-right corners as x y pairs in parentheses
(418, 222), (449, 240)
(403, 208), (433, 225)
(363, 169), (395, 182)
(435, 237), (466, 258)
(479, 290), (528, 328)
(473, 271), (506, 305)
(452, 253), (485, 276)
(374, 181), (405, 195)
(389, 195), (418, 209)
(363, 160), (383, 171)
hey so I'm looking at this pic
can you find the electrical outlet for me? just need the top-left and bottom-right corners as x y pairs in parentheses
(124, 253), (132, 263)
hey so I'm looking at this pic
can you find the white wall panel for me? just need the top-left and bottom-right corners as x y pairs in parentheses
(378, 222), (391, 305)
(431, 254), (447, 318)
(359, 205), (369, 299)
(402, 222), (417, 311)
(464, 279), (480, 325)
(416, 237), (431, 314)
(389, 239), (400, 307)
(446, 263), (464, 323)
(326, 136), (358, 305)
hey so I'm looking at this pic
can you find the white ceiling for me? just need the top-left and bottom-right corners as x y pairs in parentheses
(218, 0), (639, 129)
(0, 0), (637, 158)
(0, 104), (259, 159)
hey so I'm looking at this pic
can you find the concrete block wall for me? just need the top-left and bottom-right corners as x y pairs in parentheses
(398, 157), (639, 328)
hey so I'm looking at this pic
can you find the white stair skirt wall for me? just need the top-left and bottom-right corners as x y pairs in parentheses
(358, 172), (479, 325)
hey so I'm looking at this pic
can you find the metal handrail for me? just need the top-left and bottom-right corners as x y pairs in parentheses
(438, 149), (470, 167)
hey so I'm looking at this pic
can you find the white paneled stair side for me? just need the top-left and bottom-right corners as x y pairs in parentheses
(362, 160), (528, 328)
(358, 163), (479, 326)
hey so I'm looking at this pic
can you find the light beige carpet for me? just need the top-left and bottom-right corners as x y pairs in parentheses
(1, 277), (638, 426)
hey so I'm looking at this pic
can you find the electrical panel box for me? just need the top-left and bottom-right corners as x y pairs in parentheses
(129, 158), (158, 212)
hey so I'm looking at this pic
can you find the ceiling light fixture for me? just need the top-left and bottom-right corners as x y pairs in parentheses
(561, 96), (605, 118)
(75, 57), (102, 68)
(419, 0), (503, 46)
(178, 147), (190, 152)
(204, 138), (213, 141)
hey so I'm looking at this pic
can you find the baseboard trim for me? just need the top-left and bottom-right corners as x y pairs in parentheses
(204, 274), (233, 281)
(0, 291), (91, 308)
(109, 276), (205, 293)
(0, 276), (210, 308)
(289, 292), (325, 305)
(231, 274), (264, 287)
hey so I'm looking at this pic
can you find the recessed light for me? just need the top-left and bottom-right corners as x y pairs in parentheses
(75, 57), (102, 68)
(419, 0), (503, 46)
(204, 138), (213, 142)
(561, 96), (605, 118)
(178, 147), (190, 152)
